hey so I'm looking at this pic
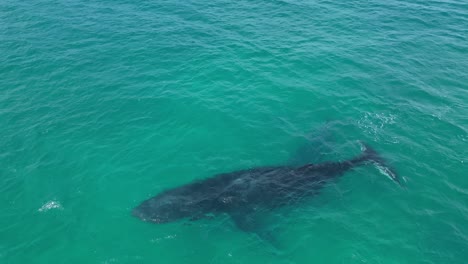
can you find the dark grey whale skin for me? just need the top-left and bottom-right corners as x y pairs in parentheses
(132, 143), (399, 232)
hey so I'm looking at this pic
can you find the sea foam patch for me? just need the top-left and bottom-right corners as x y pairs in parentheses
(38, 200), (63, 212)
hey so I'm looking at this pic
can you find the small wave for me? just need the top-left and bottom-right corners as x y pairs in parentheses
(38, 200), (62, 212)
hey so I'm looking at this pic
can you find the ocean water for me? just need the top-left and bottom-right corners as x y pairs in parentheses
(1, 0), (467, 263)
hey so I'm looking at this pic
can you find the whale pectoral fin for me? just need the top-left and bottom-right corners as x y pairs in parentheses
(229, 211), (281, 248)
(229, 212), (258, 233)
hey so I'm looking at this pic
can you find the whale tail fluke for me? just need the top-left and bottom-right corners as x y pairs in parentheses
(359, 142), (402, 186)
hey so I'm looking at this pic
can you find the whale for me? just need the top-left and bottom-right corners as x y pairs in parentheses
(132, 142), (400, 235)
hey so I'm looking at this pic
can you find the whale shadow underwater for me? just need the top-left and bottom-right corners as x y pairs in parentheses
(133, 142), (401, 243)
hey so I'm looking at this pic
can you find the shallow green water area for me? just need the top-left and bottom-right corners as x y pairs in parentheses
(1, 0), (467, 263)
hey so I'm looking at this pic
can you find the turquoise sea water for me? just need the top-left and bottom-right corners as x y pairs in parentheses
(1, 0), (467, 263)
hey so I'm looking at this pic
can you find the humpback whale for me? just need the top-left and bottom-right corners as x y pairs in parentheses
(132, 143), (400, 234)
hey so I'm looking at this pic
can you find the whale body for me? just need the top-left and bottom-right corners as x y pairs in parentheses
(132, 143), (400, 233)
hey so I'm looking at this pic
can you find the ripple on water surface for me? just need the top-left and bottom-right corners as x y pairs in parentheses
(0, 0), (467, 263)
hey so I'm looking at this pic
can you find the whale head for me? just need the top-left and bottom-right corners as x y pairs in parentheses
(132, 191), (198, 224)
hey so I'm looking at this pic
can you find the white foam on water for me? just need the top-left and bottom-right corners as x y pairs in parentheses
(150, 234), (177, 243)
(358, 112), (399, 143)
(38, 200), (62, 212)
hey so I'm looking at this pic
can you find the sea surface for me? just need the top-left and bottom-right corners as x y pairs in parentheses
(1, 0), (467, 263)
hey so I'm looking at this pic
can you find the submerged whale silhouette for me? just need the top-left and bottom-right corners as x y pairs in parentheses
(132, 143), (400, 233)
